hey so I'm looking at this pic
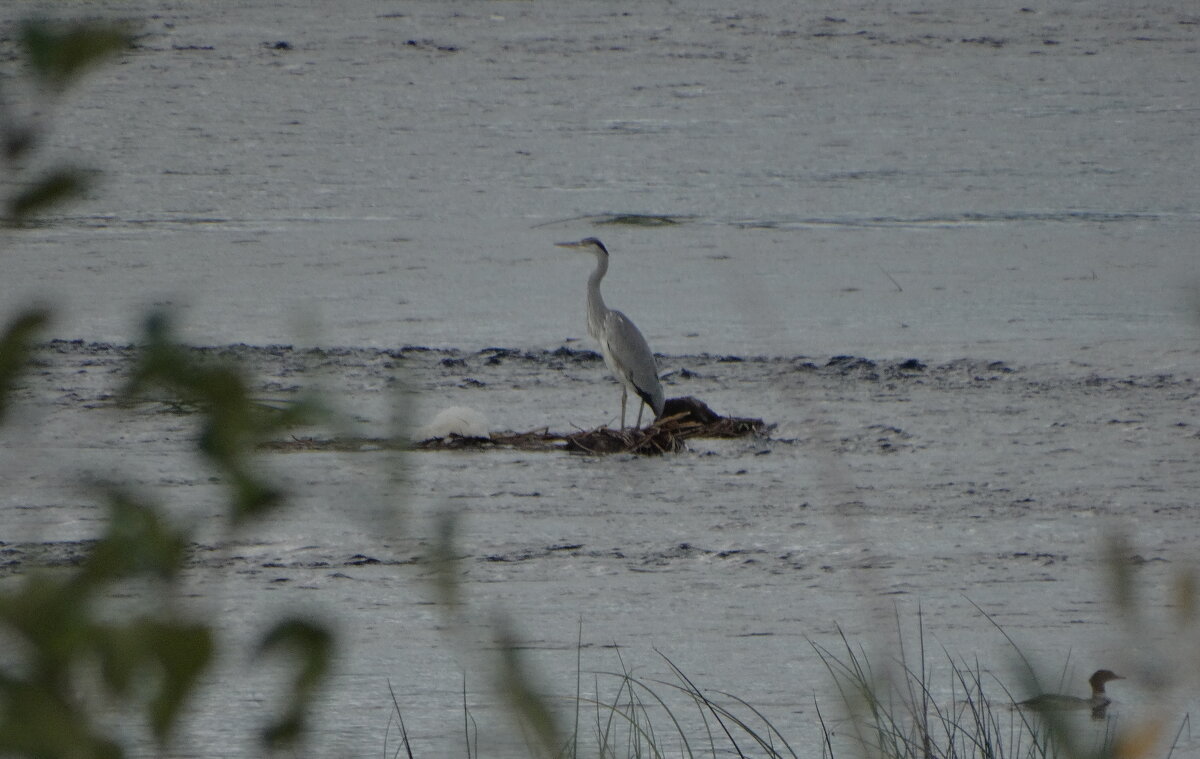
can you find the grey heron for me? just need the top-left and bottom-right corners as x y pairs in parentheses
(556, 237), (665, 429)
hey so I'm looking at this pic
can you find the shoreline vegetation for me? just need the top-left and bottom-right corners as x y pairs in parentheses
(377, 611), (1193, 759)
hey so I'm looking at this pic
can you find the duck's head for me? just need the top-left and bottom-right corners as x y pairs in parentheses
(1088, 670), (1124, 693)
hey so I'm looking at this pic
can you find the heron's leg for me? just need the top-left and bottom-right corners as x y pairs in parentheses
(619, 387), (627, 430)
(635, 400), (645, 429)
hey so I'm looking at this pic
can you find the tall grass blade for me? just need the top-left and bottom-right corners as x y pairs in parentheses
(384, 680), (415, 759)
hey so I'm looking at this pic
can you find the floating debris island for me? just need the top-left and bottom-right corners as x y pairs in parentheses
(418, 396), (766, 455)
(263, 397), (766, 456)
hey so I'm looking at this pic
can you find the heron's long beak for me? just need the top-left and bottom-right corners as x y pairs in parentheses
(554, 241), (583, 248)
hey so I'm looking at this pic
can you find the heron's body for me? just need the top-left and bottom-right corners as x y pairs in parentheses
(557, 237), (665, 429)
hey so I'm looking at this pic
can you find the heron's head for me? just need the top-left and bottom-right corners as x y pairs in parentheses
(555, 237), (609, 257)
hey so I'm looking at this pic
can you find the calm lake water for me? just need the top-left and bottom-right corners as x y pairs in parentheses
(2, 1), (1198, 756)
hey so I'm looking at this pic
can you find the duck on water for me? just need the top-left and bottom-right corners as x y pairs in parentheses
(1017, 669), (1124, 720)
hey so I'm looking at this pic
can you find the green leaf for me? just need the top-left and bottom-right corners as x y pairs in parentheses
(0, 680), (123, 759)
(20, 20), (132, 90)
(0, 307), (50, 424)
(6, 168), (90, 221)
(84, 489), (188, 583)
(492, 617), (562, 758)
(125, 311), (316, 524)
(4, 125), (37, 161)
(91, 619), (214, 744)
(256, 618), (333, 748)
(138, 621), (215, 742)
(0, 573), (92, 670)
(430, 510), (464, 610)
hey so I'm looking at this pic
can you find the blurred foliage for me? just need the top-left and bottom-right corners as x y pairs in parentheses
(0, 485), (214, 755)
(0, 307), (50, 423)
(124, 312), (324, 523)
(492, 618), (563, 758)
(429, 511), (566, 756)
(257, 619), (334, 749)
(819, 563), (1199, 759)
(18, 20), (131, 92)
(0, 310), (334, 758)
(6, 166), (91, 221)
(0, 23), (335, 751)
(2, 19), (130, 223)
(1006, 535), (1200, 759)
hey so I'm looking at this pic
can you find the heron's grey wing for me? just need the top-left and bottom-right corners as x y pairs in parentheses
(604, 310), (665, 416)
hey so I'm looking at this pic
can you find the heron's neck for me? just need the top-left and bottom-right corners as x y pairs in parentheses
(586, 252), (608, 339)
